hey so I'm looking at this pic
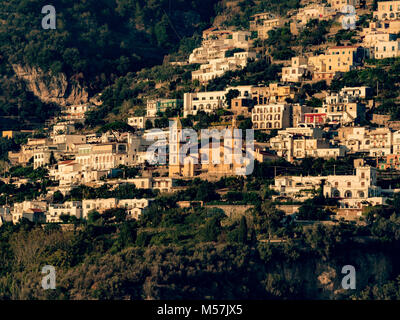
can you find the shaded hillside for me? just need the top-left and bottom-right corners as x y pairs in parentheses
(0, 0), (220, 128)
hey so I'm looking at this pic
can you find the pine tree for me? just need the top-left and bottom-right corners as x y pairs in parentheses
(237, 216), (248, 244)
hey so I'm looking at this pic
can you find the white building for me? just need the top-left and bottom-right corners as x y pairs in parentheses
(269, 126), (345, 161)
(281, 57), (310, 83)
(189, 29), (252, 64)
(192, 51), (257, 84)
(47, 201), (83, 223)
(183, 85), (253, 117)
(272, 161), (387, 209)
(82, 198), (152, 220)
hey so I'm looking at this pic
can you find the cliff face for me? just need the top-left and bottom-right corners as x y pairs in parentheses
(276, 250), (394, 299)
(12, 64), (89, 106)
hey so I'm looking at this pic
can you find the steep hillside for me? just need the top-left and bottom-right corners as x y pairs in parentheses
(0, 0), (220, 128)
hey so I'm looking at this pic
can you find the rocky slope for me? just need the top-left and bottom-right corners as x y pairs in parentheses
(12, 64), (89, 106)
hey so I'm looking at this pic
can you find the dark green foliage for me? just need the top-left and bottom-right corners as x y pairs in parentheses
(0, 0), (219, 83)
(299, 20), (330, 47)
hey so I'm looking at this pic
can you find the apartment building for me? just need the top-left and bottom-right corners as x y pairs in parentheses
(281, 57), (310, 82)
(338, 127), (393, 155)
(128, 116), (151, 129)
(191, 51), (257, 83)
(269, 126), (344, 161)
(309, 46), (364, 80)
(12, 201), (47, 224)
(317, 92), (365, 125)
(295, 4), (336, 25)
(183, 85), (253, 117)
(377, 154), (400, 170)
(363, 21), (400, 36)
(189, 29), (251, 64)
(374, 40), (400, 58)
(49, 160), (83, 186)
(272, 160), (386, 209)
(118, 199), (153, 220)
(373, 1), (400, 20)
(340, 86), (373, 99)
(363, 31), (396, 47)
(75, 143), (134, 171)
(251, 83), (298, 104)
(328, 0), (360, 10)
(82, 198), (152, 220)
(47, 201), (83, 223)
(62, 104), (94, 121)
(250, 13), (284, 39)
(251, 104), (292, 130)
(33, 147), (61, 169)
(146, 99), (183, 117)
(52, 123), (75, 136)
(8, 138), (53, 166)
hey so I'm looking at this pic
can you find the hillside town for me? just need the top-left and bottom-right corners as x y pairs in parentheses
(2, 0), (400, 228)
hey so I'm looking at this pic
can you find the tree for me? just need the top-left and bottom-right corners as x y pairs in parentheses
(237, 216), (248, 244)
(253, 201), (285, 240)
(49, 151), (57, 166)
(202, 217), (221, 242)
(145, 119), (153, 130)
(53, 191), (64, 204)
(98, 122), (135, 141)
(225, 89), (240, 108)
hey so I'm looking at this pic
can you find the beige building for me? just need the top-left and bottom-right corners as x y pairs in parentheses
(337, 127), (393, 156)
(250, 13), (284, 39)
(128, 116), (149, 129)
(251, 83), (298, 104)
(328, 0), (360, 10)
(309, 46), (364, 80)
(363, 21), (400, 36)
(373, 1), (400, 20)
(295, 4), (336, 25)
(281, 57), (310, 83)
(252, 104), (292, 130)
(75, 143), (134, 171)
(189, 29), (251, 64)
(374, 40), (400, 59)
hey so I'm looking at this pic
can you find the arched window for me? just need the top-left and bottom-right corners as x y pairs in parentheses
(345, 191), (352, 198)
(333, 190), (340, 198)
(358, 191), (365, 198)
(274, 122), (280, 128)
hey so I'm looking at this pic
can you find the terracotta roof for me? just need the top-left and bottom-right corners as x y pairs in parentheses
(59, 160), (75, 165)
(329, 45), (359, 49)
(29, 208), (43, 213)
